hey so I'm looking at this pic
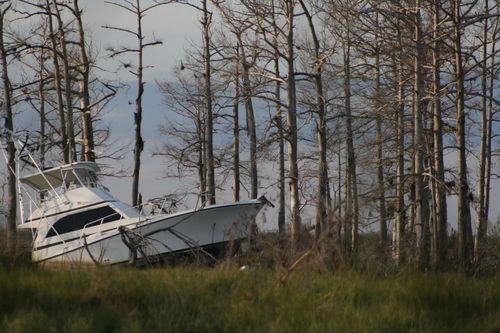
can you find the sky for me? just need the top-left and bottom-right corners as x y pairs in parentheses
(82, 3), (216, 178)
(84, 0), (198, 78)
(79, 1), (197, 199)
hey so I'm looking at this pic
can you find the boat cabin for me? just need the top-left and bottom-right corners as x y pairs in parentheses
(18, 162), (140, 237)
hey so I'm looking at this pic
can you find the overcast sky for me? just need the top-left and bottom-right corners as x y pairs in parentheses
(82, 1), (200, 200)
(84, 0), (199, 79)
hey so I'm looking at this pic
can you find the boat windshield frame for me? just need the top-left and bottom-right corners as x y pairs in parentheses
(20, 162), (107, 193)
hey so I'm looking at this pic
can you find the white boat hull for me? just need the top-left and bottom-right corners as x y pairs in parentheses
(33, 200), (263, 269)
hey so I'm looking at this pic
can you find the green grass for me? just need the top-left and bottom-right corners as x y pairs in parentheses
(2, 265), (500, 333)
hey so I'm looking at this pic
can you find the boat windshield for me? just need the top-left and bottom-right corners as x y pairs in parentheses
(65, 168), (101, 189)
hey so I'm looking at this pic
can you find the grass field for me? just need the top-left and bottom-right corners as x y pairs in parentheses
(2, 263), (500, 333)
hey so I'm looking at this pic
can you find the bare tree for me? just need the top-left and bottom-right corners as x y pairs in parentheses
(274, 55), (286, 234)
(232, 44), (241, 202)
(72, 0), (94, 162)
(0, 1), (17, 250)
(429, 0), (448, 267)
(238, 0), (302, 239)
(412, 0), (430, 270)
(104, 0), (165, 207)
(372, 13), (388, 246)
(326, 0), (360, 253)
(200, 0), (216, 204)
(51, 0), (78, 163)
(474, 0), (500, 261)
(297, 0), (330, 239)
(268, 0), (286, 233)
(283, 0), (302, 242)
(449, 0), (474, 266)
(155, 70), (208, 200)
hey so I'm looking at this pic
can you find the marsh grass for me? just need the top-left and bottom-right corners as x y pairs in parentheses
(2, 265), (500, 333)
(3, 229), (500, 332)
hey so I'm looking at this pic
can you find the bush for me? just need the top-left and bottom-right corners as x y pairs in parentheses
(0, 230), (35, 271)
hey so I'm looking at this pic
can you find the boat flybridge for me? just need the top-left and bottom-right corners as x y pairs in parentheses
(16, 161), (267, 268)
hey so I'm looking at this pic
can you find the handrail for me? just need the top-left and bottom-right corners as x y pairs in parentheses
(80, 218), (104, 238)
(79, 205), (140, 239)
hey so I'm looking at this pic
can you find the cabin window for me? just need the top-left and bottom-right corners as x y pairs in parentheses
(46, 206), (122, 237)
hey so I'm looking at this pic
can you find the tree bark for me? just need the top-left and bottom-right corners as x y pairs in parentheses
(44, 0), (68, 163)
(297, 0), (329, 239)
(240, 48), (258, 200)
(271, 0), (286, 234)
(474, 0), (494, 261)
(343, 34), (359, 254)
(202, 0), (216, 205)
(1, 3), (17, 250)
(394, 59), (406, 265)
(452, 0), (473, 266)
(413, 0), (430, 270)
(73, 0), (95, 162)
(53, 0), (77, 163)
(285, 0), (301, 242)
(232, 43), (241, 202)
(431, 0), (448, 267)
(373, 16), (387, 245)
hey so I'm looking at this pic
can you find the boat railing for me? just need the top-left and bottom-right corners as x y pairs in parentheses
(78, 192), (229, 238)
(137, 192), (216, 218)
(80, 211), (128, 238)
(81, 219), (104, 238)
(29, 211), (68, 251)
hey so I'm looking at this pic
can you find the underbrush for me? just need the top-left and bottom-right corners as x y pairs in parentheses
(232, 229), (500, 277)
(0, 230), (35, 271)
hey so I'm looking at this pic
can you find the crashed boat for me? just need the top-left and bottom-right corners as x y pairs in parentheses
(17, 161), (267, 268)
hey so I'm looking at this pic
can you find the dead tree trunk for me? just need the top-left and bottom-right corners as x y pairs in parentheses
(285, 0), (302, 242)
(413, 0), (430, 270)
(44, 0), (68, 163)
(0, 3), (17, 250)
(104, 0), (165, 207)
(202, 0), (216, 205)
(394, 59), (407, 265)
(343, 35), (359, 254)
(430, 0), (448, 267)
(232, 43), (241, 202)
(452, 0), (473, 267)
(297, 0), (329, 239)
(53, 0), (77, 163)
(72, 0), (94, 162)
(474, 0), (496, 261)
